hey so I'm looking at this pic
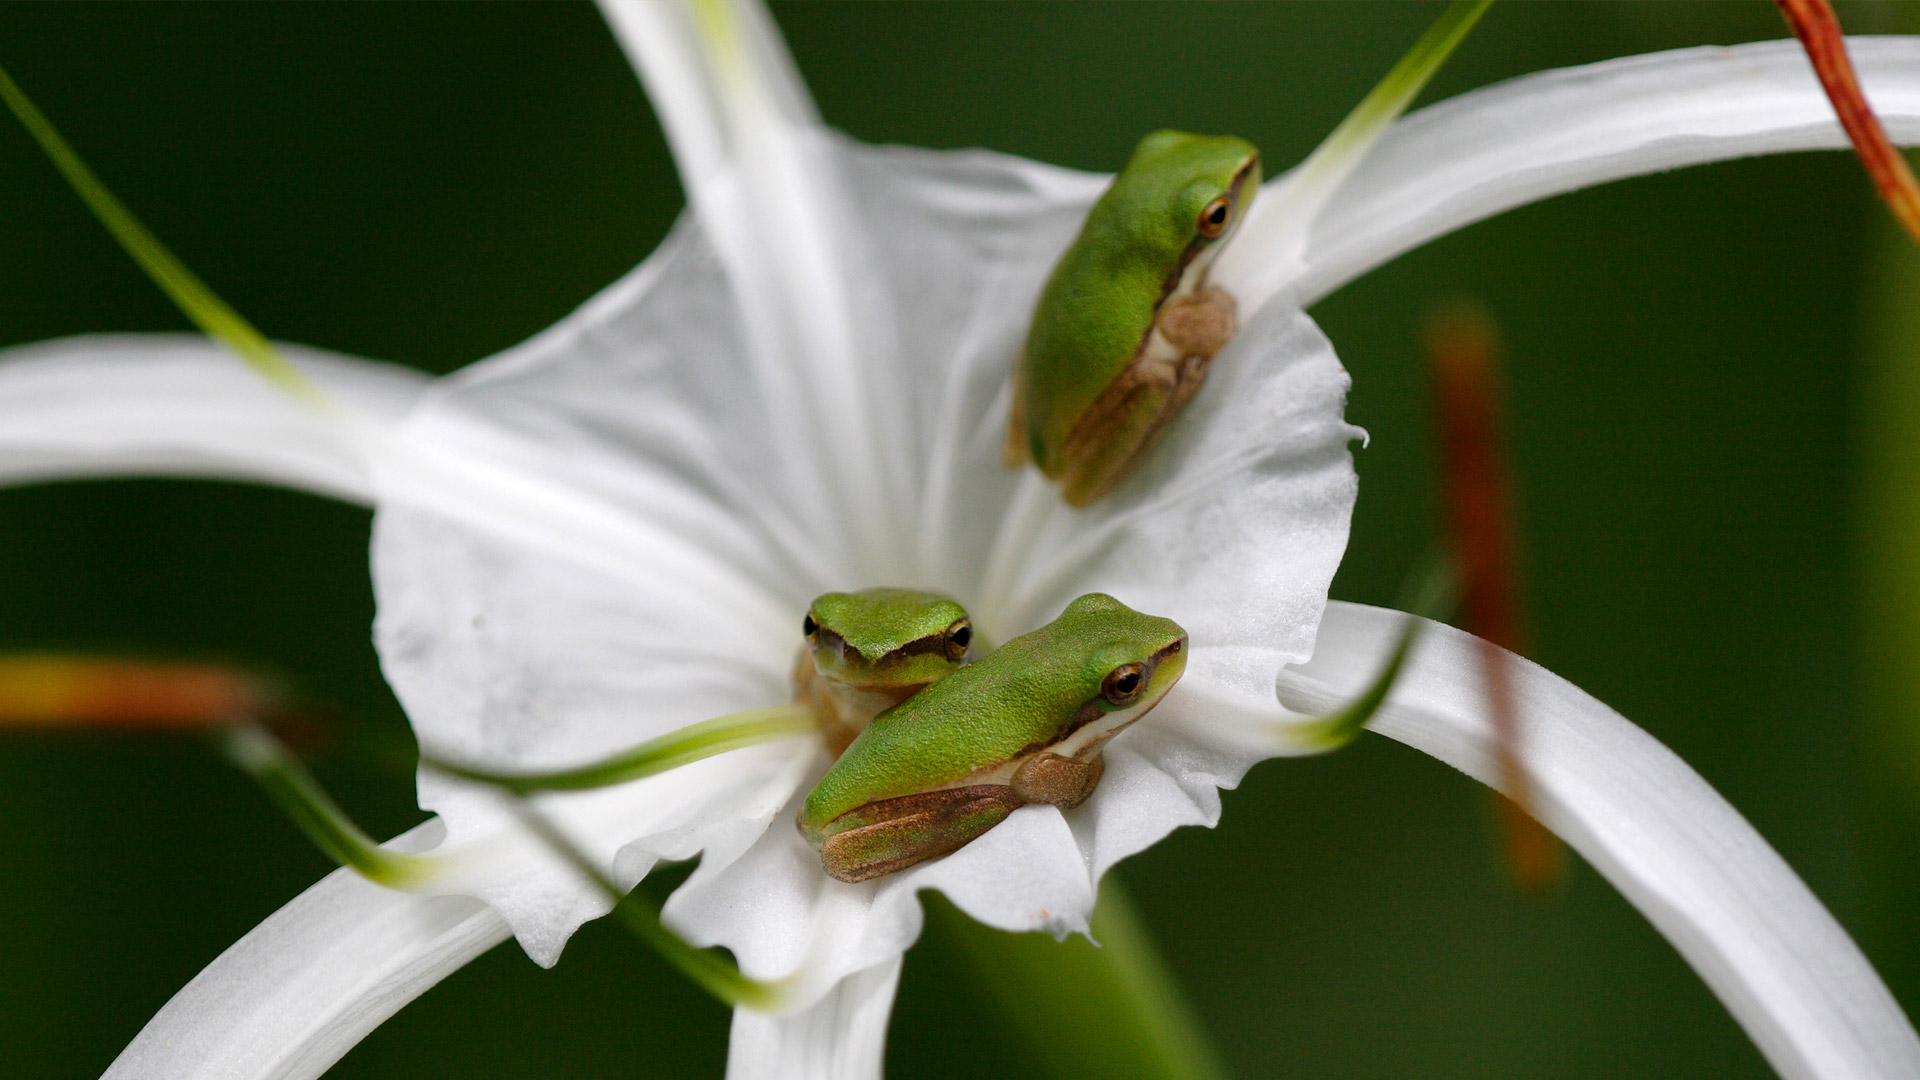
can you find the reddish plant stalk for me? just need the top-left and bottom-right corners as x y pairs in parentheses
(1776, 0), (1920, 247)
(1426, 303), (1562, 893)
(0, 655), (266, 730)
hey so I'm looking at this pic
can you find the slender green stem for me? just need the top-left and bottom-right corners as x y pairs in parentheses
(0, 61), (320, 402)
(507, 800), (786, 1011)
(1283, 0), (1494, 203)
(926, 875), (1230, 1080)
(219, 723), (440, 889)
(1286, 555), (1449, 750)
(224, 717), (790, 1010)
(1287, 611), (1422, 751)
(419, 704), (818, 793)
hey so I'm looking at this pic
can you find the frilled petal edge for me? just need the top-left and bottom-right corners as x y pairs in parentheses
(0, 334), (428, 503)
(1278, 602), (1920, 1080)
(103, 822), (511, 1080)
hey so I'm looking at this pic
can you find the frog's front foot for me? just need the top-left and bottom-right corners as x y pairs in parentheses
(1011, 751), (1106, 810)
(1156, 285), (1236, 359)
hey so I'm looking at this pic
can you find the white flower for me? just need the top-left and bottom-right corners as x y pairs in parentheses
(3, 4), (1919, 1079)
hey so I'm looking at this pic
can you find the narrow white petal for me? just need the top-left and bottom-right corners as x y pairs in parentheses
(105, 822), (511, 1080)
(599, 0), (817, 192)
(599, 0), (904, 562)
(0, 334), (425, 502)
(1285, 37), (1920, 307)
(1279, 601), (1920, 1080)
(725, 959), (901, 1080)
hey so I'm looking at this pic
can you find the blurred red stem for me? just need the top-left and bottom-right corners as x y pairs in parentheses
(0, 655), (267, 731)
(1427, 304), (1561, 892)
(1775, 0), (1920, 247)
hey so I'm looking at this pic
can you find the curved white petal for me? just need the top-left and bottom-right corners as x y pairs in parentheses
(599, 0), (905, 564)
(104, 822), (511, 1080)
(0, 333), (426, 502)
(1271, 37), (1920, 308)
(384, 135), (1361, 995)
(369, 140), (1106, 961)
(599, 0), (817, 192)
(1277, 602), (1920, 1080)
(726, 959), (900, 1080)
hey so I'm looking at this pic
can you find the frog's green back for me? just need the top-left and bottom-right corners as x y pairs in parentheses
(802, 594), (1184, 832)
(1020, 131), (1260, 472)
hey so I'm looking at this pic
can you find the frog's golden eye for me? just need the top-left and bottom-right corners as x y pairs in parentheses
(944, 618), (973, 661)
(802, 613), (819, 638)
(1102, 662), (1147, 706)
(1196, 195), (1232, 239)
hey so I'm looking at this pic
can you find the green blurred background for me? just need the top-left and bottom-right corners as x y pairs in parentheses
(0, 3), (1915, 1077)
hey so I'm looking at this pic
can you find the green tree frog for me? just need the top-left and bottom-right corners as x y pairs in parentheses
(1006, 130), (1261, 506)
(799, 593), (1188, 883)
(793, 588), (974, 755)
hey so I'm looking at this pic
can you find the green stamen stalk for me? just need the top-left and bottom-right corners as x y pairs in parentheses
(420, 704), (818, 793)
(507, 801), (787, 1011)
(1287, 612), (1422, 751)
(219, 723), (440, 889)
(1296, 0), (1494, 188)
(1287, 555), (1453, 750)
(1215, 0), (1492, 303)
(0, 61), (322, 403)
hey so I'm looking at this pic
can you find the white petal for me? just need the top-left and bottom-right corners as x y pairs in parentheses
(1284, 37), (1920, 307)
(600, 0), (907, 562)
(388, 136), (1363, 977)
(412, 743), (816, 967)
(375, 481), (817, 961)
(599, 0), (818, 193)
(726, 959), (901, 1080)
(1279, 602), (1920, 1080)
(104, 821), (511, 1080)
(0, 333), (425, 502)
(665, 778), (1094, 1011)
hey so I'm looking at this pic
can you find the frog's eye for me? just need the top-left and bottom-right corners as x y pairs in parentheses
(1196, 195), (1232, 239)
(1102, 662), (1146, 706)
(943, 618), (973, 661)
(802, 613), (819, 638)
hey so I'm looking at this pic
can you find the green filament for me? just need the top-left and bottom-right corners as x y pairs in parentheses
(219, 723), (439, 889)
(508, 801), (787, 1011)
(0, 61), (321, 403)
(420, 704), (818, 793)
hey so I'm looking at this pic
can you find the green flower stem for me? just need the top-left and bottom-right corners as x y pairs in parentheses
(223, 718), (788, 1010)
(1279, 0), (1494, 211)
(506, 800), (786, 1012)
(1285, 551), (1448, 751)
(219, 723), (439, 890)
(419, 704), (819, 793)
(0, 62), (321, 403)
(925, 875), (1230, 1080)
(1286, 610), (1422, 751)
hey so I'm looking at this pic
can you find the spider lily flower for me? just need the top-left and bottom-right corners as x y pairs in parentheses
(3, 4), (1919, 1078)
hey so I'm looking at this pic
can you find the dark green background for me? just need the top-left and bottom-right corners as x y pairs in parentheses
(0, 3), (1913, 1078)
